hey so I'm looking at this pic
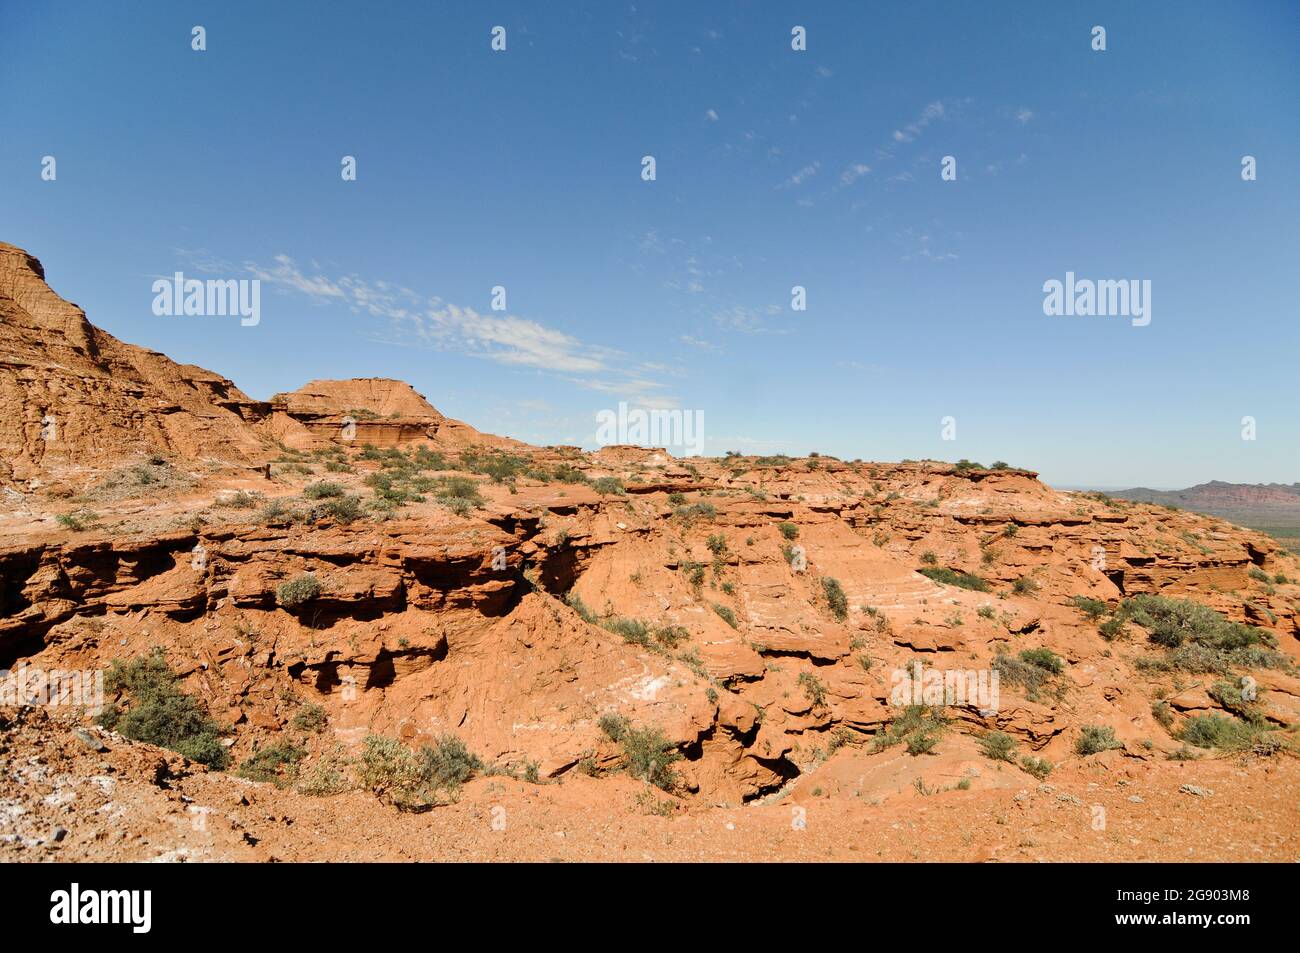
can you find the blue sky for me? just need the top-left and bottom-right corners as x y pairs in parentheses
(2, 1), (1297, 488)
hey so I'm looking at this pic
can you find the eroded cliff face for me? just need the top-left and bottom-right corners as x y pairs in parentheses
(0, 244), (525, 480)
(3, 452), (1297, 805)
(0, 243), (271, 479)
(2, 242), (1299, 856)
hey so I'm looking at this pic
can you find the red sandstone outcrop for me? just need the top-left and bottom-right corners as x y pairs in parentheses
(2, 242), (1298, 861)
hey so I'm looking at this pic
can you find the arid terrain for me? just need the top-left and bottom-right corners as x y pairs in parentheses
(2, 241), (1298, 862)
(1110, 482), (1300, 554)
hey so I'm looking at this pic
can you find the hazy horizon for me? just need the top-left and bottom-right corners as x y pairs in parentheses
(2, 1), (1297, 489)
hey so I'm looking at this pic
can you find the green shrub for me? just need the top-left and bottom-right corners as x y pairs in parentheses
(1075, 725), (1123, 756)
(417, 734), (483, 789)
(1011, 576), (1039, 596)
(277, 573), (321, 608)
(463, 451), (527, 483)
(1180, 713), (1275, 752)
(603, 616), (652, 647)
(992, 650), (1055, 701)
(706, 534), (728, 555)
(654, 625), (689, 650)
(436, 475), (483, 505)
(1020, 755), (1053, 779)
(906, 732), (940, 756)
(565, 592), (597, 624)
(551, 465), (588, 484)
(777, 521), (799, 540)
(99, 649), (228, 769)
(918, 567), (989, 592)
(798, 671), (827, 708)
(258, 499), (291, 523)
(215, 491), (261, 509)
(1207, 679), (1264, 722)
(303, 481), (345, 499)
(821, 577), (848, 621)
(1098, 616), (1127, 641)
(321, 494), (364, 524)
(1018, 647), (1063, 674)
(711, 603), (738, 628)
(598, 712), (630, 742)
(291, 703), (328, 732)
(238, 740), (305, 785)
(673, 502), (716, 524)
(56, 510), (99, 531)
(1122, 594), (1273, 652)
(1151, 700), (1174, 730)
(872, 705), (946, 755)
(977, 731), (1017, 763)
(440, 496), (473, 517)
(356, 733), (481, 809)
(618, 724), (681, 791)
(297, 745), (352, 796)
(592, 477), (625, 496)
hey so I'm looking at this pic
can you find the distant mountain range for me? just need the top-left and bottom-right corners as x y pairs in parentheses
(1106, 481), (1300, 549)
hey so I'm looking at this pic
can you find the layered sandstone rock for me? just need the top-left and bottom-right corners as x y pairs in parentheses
(0, 243), (271, 479)
(2, 242), (1299, 847)
(269, 378), (526, 451)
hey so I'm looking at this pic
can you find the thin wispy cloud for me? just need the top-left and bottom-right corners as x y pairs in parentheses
(840, 162), (871, 185)
(223, 252), (677, 401)
(778, 160), (820, 188)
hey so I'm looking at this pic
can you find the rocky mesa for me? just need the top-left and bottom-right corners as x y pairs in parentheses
(2, 243), (1298, 862)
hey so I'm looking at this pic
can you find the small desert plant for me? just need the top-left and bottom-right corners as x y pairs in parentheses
(1011, 576), (1039, 596)
(56, 510), (99, 531)
(357, 733), (481, 809)
(238, 739), (306, 785)
(872, 705), (946, 756)
(1071, 595), (1108, 620)
(1099, 616), (1127, 641)
(277, 573), (321, 608)
(777, 521), (799, 540)
(798, 671), (828, 708)
(291, 703), (328, 732)
(1020, 755), (1053, 779)
(298, 745), (352, 796)
(618, 724), (681, 791)
(592, 476), (625, 496)
(1018, 647), (1063, 674)
(99, 649), (228, 769)
(598, 712), (630, 742)
(1180, 713), (1275, 752)
(1075, 725), (1123, 756)
(821, 577), (848, 621)
(303, 481), (345, 499)
(977, 731), (1018, 763)
(918, 567), (990, 592)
